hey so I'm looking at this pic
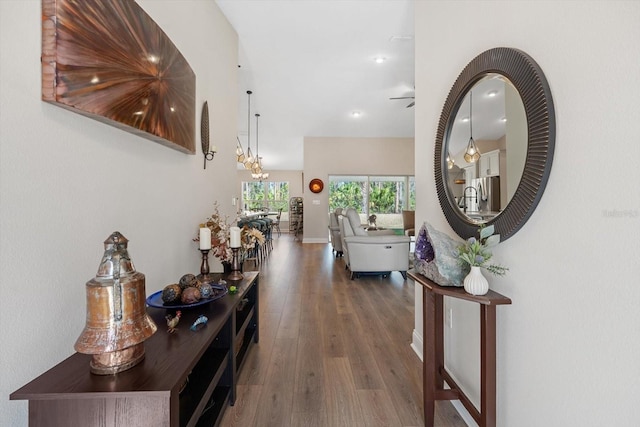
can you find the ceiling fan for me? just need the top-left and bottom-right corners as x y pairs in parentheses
(390, 95), (415, 108)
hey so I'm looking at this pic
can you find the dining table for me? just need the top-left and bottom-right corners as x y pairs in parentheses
(240, 211), (278, 220)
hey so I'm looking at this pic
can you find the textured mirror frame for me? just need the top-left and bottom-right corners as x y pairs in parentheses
(435, 47), (555, 241)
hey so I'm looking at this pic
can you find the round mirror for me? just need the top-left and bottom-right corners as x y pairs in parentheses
(434, 47), (555, 241)
(445, 75), (527, 223)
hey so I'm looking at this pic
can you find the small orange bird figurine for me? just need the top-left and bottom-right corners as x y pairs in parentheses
(166, 310), (182, 333)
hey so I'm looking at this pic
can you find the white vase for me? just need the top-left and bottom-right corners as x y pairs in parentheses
(464, 266), (489, 296)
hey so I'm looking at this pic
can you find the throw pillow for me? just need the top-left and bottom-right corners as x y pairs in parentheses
(414, 221), (468, 287)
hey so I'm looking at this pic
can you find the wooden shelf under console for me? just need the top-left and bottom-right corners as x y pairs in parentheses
(11, 272), (259, 427)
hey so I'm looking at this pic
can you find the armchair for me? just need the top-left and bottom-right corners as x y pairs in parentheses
(328, 208), (344, 257)
(402, 210), (415, 236)
(338, 208), (411, 280)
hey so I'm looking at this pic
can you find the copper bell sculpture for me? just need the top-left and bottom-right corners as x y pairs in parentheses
(75, 232), (157, 375)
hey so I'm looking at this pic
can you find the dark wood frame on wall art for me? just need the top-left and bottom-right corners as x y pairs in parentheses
(42, 0), (196, 154)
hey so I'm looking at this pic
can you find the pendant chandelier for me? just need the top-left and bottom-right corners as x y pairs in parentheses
(463, 91), (481, 163)
(242, 90), (255, 170)
(252, 157), (269, 181)
(236, 136), (245, 163)
(251, 113), (269, 181)
(251, 113), (261, 174)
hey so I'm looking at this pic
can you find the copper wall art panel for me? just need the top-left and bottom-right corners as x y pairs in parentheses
(42, 0), (196, 154)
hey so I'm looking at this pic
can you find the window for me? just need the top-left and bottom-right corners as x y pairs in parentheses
(242, 181), (290, 219)
(265, 181), (289, 213)
(408, 176), (416, 210)
(242, 181), (265, 211)
(328, 176), (366, 213)
(329, 175), (415, 230)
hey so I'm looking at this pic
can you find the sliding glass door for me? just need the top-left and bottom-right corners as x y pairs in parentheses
(329, 175), (415, 230)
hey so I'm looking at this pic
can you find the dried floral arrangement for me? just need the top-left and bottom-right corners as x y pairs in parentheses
(194, 202), (265, 263)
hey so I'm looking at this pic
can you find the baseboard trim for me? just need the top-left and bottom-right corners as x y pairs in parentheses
(302, 238), (329, 244)
(411, 329), (423, 361)
(410, 330), (477, 427)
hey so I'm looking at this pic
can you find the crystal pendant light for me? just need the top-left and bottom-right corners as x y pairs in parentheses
(463, 91), (481, 163)
(251, 113), (269, 181)
(243, 91), (254, 170)
(252, 158), (269, 181)
(236, 137), (246, 163)
(260, 164), (269, 180)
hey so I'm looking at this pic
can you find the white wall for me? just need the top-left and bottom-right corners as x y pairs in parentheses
(303, 136), (414, 242)
(414, 1), (640, 425)
(0, 1), (238, 424)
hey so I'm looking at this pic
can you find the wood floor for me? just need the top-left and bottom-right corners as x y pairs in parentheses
(220, 234), (466, 427)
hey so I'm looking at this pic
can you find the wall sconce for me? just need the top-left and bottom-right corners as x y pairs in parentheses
(203, 145), (217, 169)
(201, 101), (217, 169)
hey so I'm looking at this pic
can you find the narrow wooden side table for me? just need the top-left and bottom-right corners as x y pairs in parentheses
(408, 270), (511, 427)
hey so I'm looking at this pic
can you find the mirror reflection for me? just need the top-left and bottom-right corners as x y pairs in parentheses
(445, 73), (527, 223)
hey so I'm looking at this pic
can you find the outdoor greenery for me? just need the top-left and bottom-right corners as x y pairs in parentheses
(242, 181), (289, 212)
(369, 181), (403, 214)
(328, 176), (415, 214)
(329, 181), (365, 212)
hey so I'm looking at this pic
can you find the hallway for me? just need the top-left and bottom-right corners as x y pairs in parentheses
(220, 234), (466, 426)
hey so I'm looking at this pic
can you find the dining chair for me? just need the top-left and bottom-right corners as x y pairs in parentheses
(272, 208), (283, 237)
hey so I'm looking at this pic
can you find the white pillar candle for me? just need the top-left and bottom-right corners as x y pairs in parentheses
(199, 227), (212, 250)
(230, 226), (241, 248)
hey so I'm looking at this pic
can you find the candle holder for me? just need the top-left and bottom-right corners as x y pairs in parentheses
(196, 249), (216, 284)
(227, 247), (243, 281)
(200, 249), (210, 275)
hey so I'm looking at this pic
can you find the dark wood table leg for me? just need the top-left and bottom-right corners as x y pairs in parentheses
(480, 305), (497, 427)
(422, 288), (436, 426)
(435, 293), (444, 389)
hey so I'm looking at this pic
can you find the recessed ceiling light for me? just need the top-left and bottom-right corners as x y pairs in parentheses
(461, 116), (469, 122)
(374, 57), (386, 64)
(487, 90), (498, 97)
(351, 111), (362, 117)
(500, 116), (507, 122)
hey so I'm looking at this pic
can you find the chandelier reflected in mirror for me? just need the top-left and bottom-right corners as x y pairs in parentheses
(463, 91), (481, 163)
(446, 151), (455, 169)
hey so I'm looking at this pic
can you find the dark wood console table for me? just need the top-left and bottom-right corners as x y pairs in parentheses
(408, 270), (511, 427)
(11, 272), (259, 427)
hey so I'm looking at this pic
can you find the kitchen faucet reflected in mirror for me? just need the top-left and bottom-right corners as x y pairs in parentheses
(457, 178), (501, 221)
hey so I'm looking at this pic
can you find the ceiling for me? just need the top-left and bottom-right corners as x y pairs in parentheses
(215, 0), (416, 171)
